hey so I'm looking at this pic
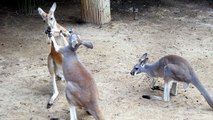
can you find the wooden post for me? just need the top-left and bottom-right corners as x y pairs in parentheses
(81, 0), (111, 25)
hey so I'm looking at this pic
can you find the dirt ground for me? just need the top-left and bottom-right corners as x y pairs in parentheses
(0, 0), (213, 120)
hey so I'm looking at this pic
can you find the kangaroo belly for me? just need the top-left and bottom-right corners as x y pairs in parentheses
(50, 45), (63, 65)
(65, 81), (91, 107)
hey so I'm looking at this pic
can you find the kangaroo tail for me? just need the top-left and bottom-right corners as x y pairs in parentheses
(191, 72), (213, 109)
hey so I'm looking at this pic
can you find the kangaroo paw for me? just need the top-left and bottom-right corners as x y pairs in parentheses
(50, 118), (60, 120)
(142, 95), (151, 99)
(86, 111), (92, 116)
(47, 103), (53, 109)
(151, 86), (164, 91)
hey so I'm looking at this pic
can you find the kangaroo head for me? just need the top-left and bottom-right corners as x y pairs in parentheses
(38, 2), (57, 29)
(130, 53), (149, 76)
(69, 33), (93, 51)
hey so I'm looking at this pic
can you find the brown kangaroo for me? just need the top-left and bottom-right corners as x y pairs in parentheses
(38, 2), (70, 108)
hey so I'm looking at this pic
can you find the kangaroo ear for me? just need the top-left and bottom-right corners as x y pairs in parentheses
(139, 57), (148, 65)
(38, 7), (45, 16)
(49, 2), (57, 13)
(81, 40), (93, 49)
(139, 53), (148, 62)
(38, 8), (47, 21)
(143, 58), (149, 64)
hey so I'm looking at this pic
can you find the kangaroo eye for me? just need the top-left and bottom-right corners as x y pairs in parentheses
(50, 17), (53, 20)
(135, 67), (138, 70)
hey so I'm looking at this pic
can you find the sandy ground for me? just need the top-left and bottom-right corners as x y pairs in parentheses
(0, 0), (213, 120)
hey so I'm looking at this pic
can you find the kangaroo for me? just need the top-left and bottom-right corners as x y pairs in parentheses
(130, 53), (213, 109)
(38, 2), (73, 108)
(46, 29), (104, 120)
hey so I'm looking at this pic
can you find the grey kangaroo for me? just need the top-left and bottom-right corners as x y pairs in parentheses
(47, 30), (104, 120)
(130, 53), (213, 109)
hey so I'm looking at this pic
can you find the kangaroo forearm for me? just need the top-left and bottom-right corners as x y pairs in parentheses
(56, 23), (68, 34)
(51, 37), (63, 52)
(60, 33), (69, 46)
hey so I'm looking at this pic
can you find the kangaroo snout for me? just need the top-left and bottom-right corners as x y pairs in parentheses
(130, 70), (135, 76)
(45, 26), (52, 37)
(45, 26), (51, 33)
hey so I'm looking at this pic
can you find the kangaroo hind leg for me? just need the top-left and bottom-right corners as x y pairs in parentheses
(150, 78), (177, 96)
(150, 78), (164, 91)
(47, 55), (59, 109)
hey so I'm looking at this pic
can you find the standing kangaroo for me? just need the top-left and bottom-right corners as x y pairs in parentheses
(130, 53), (213, 109)
(47, 30), (104, 120)
(38, 2), (70, 108)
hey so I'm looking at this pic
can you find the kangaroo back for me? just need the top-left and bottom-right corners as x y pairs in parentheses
(190, 71), (213, 109)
